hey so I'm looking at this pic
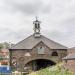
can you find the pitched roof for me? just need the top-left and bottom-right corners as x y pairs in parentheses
(11, 35), (67, 49)
(63, 53), (75, 60)
(69, 47), (75, 49)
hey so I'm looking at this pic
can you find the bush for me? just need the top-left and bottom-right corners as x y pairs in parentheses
(29, 63), (74, 75)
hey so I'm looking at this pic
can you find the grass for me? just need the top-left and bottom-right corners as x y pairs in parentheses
(29, 63), (74, 75)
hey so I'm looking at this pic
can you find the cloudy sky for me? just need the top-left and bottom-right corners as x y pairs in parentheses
(0, 0), (75, 48)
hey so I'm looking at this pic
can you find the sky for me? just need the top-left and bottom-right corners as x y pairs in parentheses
(0, 0), (75, 48)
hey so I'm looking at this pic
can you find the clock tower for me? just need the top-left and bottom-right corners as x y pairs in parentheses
(33, 17), (41, 37)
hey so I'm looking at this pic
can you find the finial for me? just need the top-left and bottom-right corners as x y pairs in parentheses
(36, 16), (37, 20)
(36, 16), (38, 21)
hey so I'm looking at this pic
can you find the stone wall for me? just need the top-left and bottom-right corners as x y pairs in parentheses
(9, 42), (67, 71)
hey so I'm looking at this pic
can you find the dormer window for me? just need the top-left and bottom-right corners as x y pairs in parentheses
(37, 46), (45, 54)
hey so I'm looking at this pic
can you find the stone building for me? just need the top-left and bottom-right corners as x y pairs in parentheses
(9, 18), (67, 72)
(63, 47), (75, 74)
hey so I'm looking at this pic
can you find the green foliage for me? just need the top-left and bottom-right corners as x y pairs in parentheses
(3, 42), (10, 49)
(0, 43), (4, 49)
(0, 42), (14, 49)
(29, 63), (74, 75)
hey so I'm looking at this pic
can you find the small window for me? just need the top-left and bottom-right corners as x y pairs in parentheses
(52, 51), (58, 56)
(37, 46), (45, 54)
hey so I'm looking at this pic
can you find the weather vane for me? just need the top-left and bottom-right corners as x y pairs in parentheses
(36, 16), (38, 21)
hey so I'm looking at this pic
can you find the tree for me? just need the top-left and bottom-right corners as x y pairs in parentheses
(0, 43), (4, 50)
(0, 42), (15, 49)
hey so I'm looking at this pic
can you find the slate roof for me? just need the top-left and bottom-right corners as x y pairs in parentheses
(11, 35), (67, 50)
(69, 47), (75, 49)
(63, 53), (75, 60)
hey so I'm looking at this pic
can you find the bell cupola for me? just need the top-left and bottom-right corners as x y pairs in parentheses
(33, 17), (41, 37)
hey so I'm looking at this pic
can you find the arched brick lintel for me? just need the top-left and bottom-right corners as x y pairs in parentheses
(24, 57), (56, 65)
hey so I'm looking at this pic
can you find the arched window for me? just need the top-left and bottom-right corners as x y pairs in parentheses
(52, 51), (58, 56)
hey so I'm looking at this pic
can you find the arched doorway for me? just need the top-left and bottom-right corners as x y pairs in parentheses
(24, 59), (56, 71)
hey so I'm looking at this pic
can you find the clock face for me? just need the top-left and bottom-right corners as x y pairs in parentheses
(36, 29), (39, 33)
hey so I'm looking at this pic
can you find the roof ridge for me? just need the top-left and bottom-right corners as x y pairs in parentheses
(10, 34), (67, 49)
(41, 35), (68, 49)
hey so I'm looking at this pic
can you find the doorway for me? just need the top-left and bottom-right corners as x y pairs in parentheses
(25, 59), (56, 71)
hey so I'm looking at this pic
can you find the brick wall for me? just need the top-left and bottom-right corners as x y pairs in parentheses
(64, 48), (75, 74)
(64, 60), (75, 74)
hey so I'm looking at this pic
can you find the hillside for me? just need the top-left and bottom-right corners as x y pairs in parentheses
(29, 63), (74, 75)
